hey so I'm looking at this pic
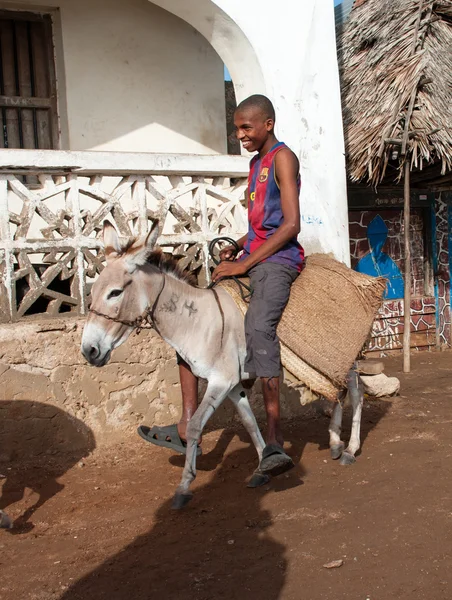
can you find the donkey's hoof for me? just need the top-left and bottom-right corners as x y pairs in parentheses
(247, 471), (270, 488)
(339, 452), (356, 466)
(0, 511), (13, 530)
(330, 443), (345, 460)
(171, 492), (193, 510)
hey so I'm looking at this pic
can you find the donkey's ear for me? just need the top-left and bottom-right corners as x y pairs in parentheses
(103, 221), (122, 261)
(145, 219), (159, 251)
(125, 220), (160, 270)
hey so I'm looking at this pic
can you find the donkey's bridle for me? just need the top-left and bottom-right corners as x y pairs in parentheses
(88, 275), (166, 335)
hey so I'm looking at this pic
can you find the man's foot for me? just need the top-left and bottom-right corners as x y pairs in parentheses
(137, 424), (202, 456)
(259, 444), (294, 477)
(176, 422), (203, 447)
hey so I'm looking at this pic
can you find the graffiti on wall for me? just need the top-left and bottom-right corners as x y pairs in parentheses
(369, 297), (437, 354)
(434, 196), (451, 345)
(355, 215), (404, 299)
(349, 208), (436, 353)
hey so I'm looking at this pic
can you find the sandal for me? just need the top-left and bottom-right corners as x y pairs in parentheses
(137, 424), (202, 456)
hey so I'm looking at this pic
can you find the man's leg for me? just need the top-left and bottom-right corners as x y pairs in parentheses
(261, 376), (283, 447)
(137, 354), (200, 453)
(177, 357), (199, 441)
(245, 263), (298, 450)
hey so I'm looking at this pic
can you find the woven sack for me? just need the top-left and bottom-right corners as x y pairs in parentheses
(219, 254), (385, 401)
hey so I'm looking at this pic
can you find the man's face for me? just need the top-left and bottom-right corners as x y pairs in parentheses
(234, 107), (273, 153)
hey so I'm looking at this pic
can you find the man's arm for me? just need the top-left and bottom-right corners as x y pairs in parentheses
(212, 149), (300, 280)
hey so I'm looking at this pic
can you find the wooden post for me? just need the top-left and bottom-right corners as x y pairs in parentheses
(403, 160), (411, 373)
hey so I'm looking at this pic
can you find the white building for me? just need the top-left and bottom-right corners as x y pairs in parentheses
(0, 0), (348, 320)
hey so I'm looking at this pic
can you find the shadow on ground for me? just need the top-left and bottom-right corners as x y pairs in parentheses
(0, 400), (95, 532)
(59, 391), (390, 600)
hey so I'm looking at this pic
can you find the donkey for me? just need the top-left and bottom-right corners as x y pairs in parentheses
(81, 222), (364, 509)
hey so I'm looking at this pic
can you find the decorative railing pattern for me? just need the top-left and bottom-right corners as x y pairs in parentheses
(0, 150), (249, 322)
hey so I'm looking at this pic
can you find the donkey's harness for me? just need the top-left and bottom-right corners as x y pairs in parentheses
(88, 276), (166, 335)
(207, 237), (252, 303)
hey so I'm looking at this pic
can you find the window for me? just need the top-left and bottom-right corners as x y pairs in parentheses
(0, 10), (58, 149)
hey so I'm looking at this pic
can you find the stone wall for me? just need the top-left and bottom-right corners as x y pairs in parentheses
(0, 317), (315, 458)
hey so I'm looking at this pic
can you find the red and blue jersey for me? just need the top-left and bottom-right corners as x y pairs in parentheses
(241, 142), (304, 272)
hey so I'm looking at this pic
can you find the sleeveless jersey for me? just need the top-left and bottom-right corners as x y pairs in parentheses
(241, 142), (304, 272)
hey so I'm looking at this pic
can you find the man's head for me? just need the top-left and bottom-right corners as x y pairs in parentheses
(234, 94), (276, 153)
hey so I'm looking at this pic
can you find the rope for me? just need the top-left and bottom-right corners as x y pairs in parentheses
(88, 276), (166, 335)
(207, 236), (252, 303)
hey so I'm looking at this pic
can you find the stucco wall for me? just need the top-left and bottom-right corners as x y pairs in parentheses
(5, 0), (226, 153)
(0, 317), (318, 455)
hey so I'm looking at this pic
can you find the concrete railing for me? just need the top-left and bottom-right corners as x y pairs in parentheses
(0, 150), (249, 322)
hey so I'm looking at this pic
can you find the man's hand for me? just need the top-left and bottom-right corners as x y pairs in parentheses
(212, 260), (247, 282)
(219, 245), (238, 261)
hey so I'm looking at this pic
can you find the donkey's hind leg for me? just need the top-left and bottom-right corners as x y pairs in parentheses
(172, 377), (232, 510)
(0, 510), (12, 529)
(329, 399), (345, 460)
(340, 369), (364, 465)
(228, 384), (269, 488)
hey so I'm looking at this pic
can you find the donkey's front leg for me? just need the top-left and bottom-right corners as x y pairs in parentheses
(229, 384), (265, 461)
(340, 370), (364, 465)
(172, 378), (232, 510)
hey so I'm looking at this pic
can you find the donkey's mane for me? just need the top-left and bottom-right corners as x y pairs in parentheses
(147, 249), (197, 286)
(118, 237), (196, 286)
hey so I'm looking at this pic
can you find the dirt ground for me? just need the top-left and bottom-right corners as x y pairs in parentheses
(2, 352), (452, 600)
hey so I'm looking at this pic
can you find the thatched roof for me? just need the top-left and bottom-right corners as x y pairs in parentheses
(339, 0), (452, 185)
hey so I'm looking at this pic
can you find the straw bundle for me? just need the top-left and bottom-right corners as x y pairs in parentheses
(220, 254), (386, 401)
(338, 0), (452, 184)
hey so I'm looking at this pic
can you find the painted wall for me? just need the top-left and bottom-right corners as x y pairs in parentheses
(3, 0), (227, 153)
(350, 209), (428, 298)
(349, 206), (451, 354)
(151, 0), (350, 263)
(434, 195), (451, 345)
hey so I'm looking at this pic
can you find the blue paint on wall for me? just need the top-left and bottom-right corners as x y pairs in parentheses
(302, 215), (323, 225)
(448, 202), (452, 330)
(355, 215), (404, 299)
(431, 201), (440, 330)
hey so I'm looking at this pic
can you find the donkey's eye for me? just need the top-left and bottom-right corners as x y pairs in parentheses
(108, 289), (123, 299)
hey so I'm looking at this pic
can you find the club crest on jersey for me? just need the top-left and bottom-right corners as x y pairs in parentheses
(258, 167), (269, 183)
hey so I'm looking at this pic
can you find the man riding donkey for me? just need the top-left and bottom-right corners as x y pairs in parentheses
(139, 94), (304, 477)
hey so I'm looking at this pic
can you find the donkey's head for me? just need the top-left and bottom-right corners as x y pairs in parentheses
(81, 221), (159, 367)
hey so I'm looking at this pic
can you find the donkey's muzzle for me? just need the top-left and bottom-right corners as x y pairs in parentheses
(82, 342), (111, 367)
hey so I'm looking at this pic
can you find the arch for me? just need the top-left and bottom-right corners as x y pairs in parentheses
(149, 0), (266, 104)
